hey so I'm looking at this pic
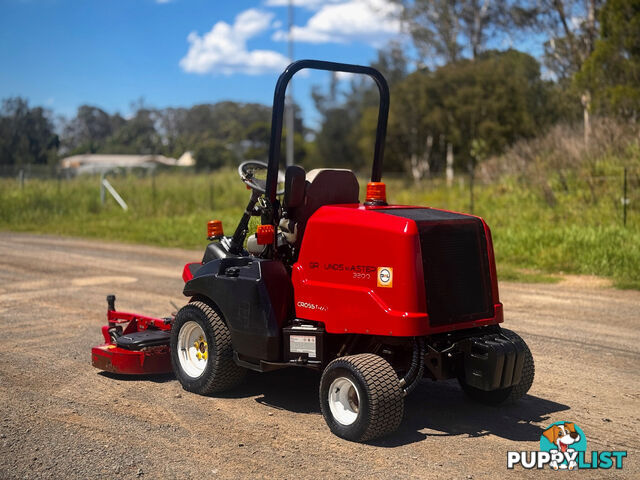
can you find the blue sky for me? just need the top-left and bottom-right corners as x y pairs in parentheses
(0, 0), (403, 125)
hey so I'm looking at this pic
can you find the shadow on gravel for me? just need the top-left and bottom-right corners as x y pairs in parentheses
(372, 379), (570, 448)
(219, 369), (322, 414)
(98, 371), (175, 383)
(221, 368), (569, 447)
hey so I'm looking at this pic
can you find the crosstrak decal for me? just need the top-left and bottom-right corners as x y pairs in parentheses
(296, 301), (328, 312)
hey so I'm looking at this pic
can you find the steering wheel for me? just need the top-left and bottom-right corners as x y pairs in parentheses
(238, 160), (285, 195)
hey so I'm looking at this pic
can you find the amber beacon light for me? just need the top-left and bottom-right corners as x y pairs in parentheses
(365, 182), (387, 206)
(207, 220), (224, 239)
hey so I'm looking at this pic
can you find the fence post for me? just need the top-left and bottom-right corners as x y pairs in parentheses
(446, 143), (454, 187)
(18, 169), (24, 190)
(469, 160), (475, 214)
(102, 177), (128, 211)
(623, 167), (628, 227)
(209, 181), (214, 210)
(100, 173), (106, 205)
(151, 169), (156, 214)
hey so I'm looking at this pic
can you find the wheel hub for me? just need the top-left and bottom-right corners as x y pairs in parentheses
(177, 321), (208, 378)
(328, 377), (360, 426)
(195, 337), (208, 360)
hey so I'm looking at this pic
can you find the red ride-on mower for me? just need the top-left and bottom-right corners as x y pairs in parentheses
(92, 60), (534, 442)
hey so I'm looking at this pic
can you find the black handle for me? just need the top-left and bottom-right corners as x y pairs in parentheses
(265, 60), (390, 214)
(107, 294), (116, 312)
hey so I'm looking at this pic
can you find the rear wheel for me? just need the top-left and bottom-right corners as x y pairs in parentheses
(458, 329), (535, 405)
(319, 354), (403, 442)
(170, 300), (245, 394)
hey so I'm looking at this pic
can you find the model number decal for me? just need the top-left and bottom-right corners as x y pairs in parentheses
(353, 272), (371, 280)
(297, 301), (328, 312)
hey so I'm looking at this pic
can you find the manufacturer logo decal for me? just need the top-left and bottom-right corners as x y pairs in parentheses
(377, 267), (393, 288)
(507, 421), (627, 470)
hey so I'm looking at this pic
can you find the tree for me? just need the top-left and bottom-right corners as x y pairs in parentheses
(521, 0), (603, 80)
(312, 107), (362, 170)
(518, 0), (604, 142)
(397, 0), (529, 64)
(310, 45), (409, 171)
(0, 97), (59, 166)
(194, 139), (236, 170)
(576, 0), (640, 119)
(393, 1), (537, 180)
(385, 50), (554, 174)
(61, 105), (119, 154)
(104, 105), (161, 154)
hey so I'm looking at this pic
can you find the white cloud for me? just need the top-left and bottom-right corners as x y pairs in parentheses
(264, 0), (342, 10)
(272, 0), (402, 46)
(180, 9), (289, 76)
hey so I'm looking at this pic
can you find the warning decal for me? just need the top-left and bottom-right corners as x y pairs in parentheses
(290, 335), (316, 358)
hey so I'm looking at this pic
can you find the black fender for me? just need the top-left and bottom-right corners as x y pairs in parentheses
(183, 257), (292, 362)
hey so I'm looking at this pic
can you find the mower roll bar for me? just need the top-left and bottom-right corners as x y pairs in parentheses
(264, 60), (390, 225)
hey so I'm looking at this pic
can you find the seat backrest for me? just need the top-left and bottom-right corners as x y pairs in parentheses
(304, 168), (359, 213)
(288, 168), (359, 252)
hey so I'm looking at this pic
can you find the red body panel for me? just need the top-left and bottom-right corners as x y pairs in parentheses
(182, 262), (201, 283)
(91, 344), (171, 375)
(293, 204), (502, 336)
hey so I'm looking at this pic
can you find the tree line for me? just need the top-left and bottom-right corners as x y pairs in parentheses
(0, 98), (306, 171)
(0, 0), (637, 177)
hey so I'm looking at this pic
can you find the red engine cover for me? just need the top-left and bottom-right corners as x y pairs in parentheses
(292, 204), (502, 337)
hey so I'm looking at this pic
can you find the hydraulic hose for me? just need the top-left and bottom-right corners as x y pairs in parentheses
(399, 338), (420, 389)
(404, 339), (425, 396)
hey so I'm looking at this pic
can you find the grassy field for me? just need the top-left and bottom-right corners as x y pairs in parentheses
(1, 167), (638, 289)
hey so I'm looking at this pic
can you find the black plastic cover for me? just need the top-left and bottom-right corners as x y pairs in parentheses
(183, 257), (292, 362)
(284, 165), (306, 209)
(459, 332), (526, 390)
(116, 329), (171, 350)
(202, 241), (233, 264)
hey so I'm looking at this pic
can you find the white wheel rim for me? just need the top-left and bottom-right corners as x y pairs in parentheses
(177, 321), (208, 378)
(328, 377), (360, 426)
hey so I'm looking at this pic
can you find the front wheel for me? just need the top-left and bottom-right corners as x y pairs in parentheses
(319, 354), (403, 442)
(458, 329), (535, 405)
(170, 300), (246, 394)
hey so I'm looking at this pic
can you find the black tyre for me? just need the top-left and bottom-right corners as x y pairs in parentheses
(458, 329), (535, 405)
(319, 353), (403, 442)
(170, 300), (246, 394)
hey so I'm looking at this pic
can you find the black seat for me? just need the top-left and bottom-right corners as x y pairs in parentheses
(283, 168), (359, 252)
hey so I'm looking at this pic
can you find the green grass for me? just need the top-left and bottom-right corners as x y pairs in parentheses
(1, 167), (638, 289)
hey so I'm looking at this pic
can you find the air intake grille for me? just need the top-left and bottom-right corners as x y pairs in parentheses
(382, 208), (494, 327)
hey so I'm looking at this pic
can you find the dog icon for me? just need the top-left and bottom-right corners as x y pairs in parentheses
(542, 422), (581, 470)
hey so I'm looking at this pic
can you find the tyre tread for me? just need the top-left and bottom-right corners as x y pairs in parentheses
(321, 353), (403, 442)
(173, 300), (245, 394)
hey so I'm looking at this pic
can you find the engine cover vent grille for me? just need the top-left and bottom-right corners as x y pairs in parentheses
(381, 208), (494, 327)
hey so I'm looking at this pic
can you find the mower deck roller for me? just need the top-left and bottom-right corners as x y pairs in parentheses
(92, 60), (534, 442)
